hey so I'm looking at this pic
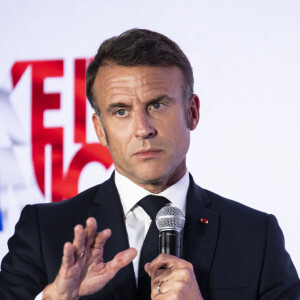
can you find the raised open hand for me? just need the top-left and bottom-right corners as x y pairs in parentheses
(43, 217), (137, 300)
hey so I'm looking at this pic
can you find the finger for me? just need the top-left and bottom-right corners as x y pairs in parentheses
(151, 267), (196, 297)
(147, 254), (186, 277)
(87, 229), (112, 264)
(147, 254), (174, 277)
(145, 262), (150, 274)
(61, 242), (75, 269)
(73, 224), (85, 258)
(150, 268), (173, 285)
(85, 217), (97, 248)
(145, 257), (168, 278)
(105, 248), (137, 279)
(153, 280), (171, 298)
(92, 228), (112, 250)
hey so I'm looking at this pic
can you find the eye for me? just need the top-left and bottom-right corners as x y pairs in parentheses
(114, 109), (128, 117)
(150, 103), (164, 110)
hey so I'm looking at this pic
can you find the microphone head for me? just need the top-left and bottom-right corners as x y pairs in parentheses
(155, 205), (185, 232)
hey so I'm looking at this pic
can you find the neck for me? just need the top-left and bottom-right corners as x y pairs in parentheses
(118, 162), (187, 194)
(140, 170), (187, 194)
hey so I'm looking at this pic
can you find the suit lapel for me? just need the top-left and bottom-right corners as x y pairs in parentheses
(87, 173), (138, 300)
(84, 173), (219, 299)
(182, 175), (219, 295)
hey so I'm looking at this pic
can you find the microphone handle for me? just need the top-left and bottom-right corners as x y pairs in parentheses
(159, 230), (181, 257)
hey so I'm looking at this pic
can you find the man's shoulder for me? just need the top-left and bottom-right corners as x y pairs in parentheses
(198, 187), (270, 228)
(205, 189), (267, 216)
(195, 187), (274, 245)
(33, 174), (114, 212)
(37, 184), (99, 209)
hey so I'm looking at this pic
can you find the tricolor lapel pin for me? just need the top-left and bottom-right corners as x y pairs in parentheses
(200, 218), (209, 224)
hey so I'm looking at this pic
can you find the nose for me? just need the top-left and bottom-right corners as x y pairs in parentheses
(134, 110), (156, 139)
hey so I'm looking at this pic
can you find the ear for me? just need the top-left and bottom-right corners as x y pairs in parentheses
(92, 113), (109, 147)
(188, 94), (200, 130)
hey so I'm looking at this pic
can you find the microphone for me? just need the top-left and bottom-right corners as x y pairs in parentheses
(155, 205), (185, 257)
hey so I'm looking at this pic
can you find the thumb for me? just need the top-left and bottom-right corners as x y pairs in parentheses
(106, 248), (137, 279)
(144, 262), (150, 275)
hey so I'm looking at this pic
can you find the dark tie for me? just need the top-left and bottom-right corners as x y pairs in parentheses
(137, 195), (170, 300)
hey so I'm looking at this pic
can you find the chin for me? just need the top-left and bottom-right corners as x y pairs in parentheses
(135, 168), (169, 185)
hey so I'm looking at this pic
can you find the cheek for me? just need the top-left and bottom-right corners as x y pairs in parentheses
(172, 126), (190, 152)
(107, 129), (131, 156)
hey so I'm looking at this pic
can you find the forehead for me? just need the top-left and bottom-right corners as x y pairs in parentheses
(92, 64), (184, 104)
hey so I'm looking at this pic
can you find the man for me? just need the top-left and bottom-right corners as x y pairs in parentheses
(0, 29), (299, 300)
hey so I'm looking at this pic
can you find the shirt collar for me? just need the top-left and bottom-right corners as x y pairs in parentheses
(114, 170), (189, 216)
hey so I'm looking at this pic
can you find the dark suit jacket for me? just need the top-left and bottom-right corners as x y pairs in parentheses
(0, 173), (299, 300)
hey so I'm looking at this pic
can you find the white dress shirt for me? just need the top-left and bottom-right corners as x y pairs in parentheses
(115, 170), (189, 282)
(36, 170), (189, 299)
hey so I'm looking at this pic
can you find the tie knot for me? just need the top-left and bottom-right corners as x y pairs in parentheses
(138, 195), (170, 219)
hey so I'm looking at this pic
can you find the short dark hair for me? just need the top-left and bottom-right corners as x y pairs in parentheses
(86, 28), (194, 116)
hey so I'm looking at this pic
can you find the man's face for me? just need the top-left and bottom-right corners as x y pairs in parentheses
(92, 64), (199, 191)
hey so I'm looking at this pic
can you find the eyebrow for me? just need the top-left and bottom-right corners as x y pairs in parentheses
(148, 94), (175, 104)
(105, 102), (132, 114)
(105, 94), (175, 114)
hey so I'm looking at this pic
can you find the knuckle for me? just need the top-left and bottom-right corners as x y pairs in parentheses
(177, 281), (185, 290)
(76, 245), (85, 253)
(158, 253), (167, 260)
(186, 261), (194, 270)
(170, 287), (185, 300)
(169, 292), (180, 300)
(176, 291), (185, 300)
(177, 268), (191, 281)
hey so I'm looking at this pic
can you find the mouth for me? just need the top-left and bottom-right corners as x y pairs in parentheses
(133, 148), (163, 159)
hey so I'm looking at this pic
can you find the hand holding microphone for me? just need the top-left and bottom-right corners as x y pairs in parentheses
(144, 205), (204, 300)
